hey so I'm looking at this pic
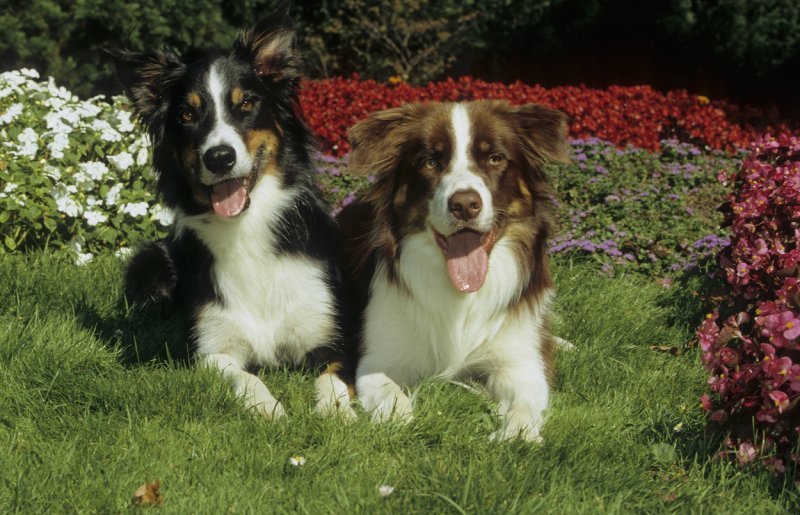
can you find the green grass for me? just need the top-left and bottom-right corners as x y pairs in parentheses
(1, 252), (798, 513)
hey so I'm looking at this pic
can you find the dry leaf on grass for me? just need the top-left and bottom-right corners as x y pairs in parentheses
(648, 345), (682, 356)
(131, 480), (163, 507)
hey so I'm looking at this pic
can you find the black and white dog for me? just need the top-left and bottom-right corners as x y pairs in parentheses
(119, 7), (354, 418)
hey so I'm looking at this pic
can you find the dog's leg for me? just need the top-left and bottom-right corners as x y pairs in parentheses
(314, 362), (356, 419)
(355, 367), (413, 423)
(485, 328), (550, 443)
(202, 353), (285, 419)
(486, 359), (549, 443)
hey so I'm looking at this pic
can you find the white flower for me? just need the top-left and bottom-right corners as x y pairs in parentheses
(108, 151), (134, 171)
(115, 247), (133, 258)
(121, 201), (149, 218)
(20, 68), (39, 79)
(115, 111), (135, 133)
(72, 170), (95, 191)
(75, 252), (94, 266)
(288, 455), (306, 467)
(51, 183), (82, 217)
(0, 87), (13, 99)
(69, 235), (85, 253)
(47, 132), (70, 158)
(150, 204), (175, 226)
(105, 184), (123, 206)
(45, 111), (74, 134)
(378, 485), (395, 497)
(43, 164), (61, 181)
(83, 209), (108, 226)
(3, 182), (18, 193)
(79, 161), (109, 181)
(91, 119), (121, 142)
(86, 196), (100, 207)
(0, 103), (23, 124)
(14, 128), (38, 158)
(136, 147), (149, 166)
(75, 102), (101, 119)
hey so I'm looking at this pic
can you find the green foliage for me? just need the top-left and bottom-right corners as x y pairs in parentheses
(0, 69), (168, 263)
(695, 0), (800, 74)
(0, 0), (280, 97)
(302, 0), (480, 83)
(1, 253), (798, 511)
(545, 138), (739, 276)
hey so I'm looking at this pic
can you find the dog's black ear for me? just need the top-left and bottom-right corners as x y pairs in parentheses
(511, 104), (570, 165)
(234, 1), (301, 82)
(110, 48), (185, 137)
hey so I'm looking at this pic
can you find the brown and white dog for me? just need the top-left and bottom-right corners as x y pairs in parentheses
(338, 100), (568, 441)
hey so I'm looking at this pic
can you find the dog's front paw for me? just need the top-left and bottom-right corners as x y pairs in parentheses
(362, 386), (413, 423)
(314, 371), (357, 420)
(373, 390), (413, 423)
(251, 397), (286, 420)
(314, 396), (357, 420)
(489, 424), (542, 443)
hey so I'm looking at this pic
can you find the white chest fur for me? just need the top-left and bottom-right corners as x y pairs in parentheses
(360, 231), (551, 384)
(176, 176), (336, 366)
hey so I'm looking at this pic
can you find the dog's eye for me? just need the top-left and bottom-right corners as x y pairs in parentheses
(178, 109), (194, 124)
(488, 154), (504, 166)
(423, 158), (438, 170)
(240, 98), (255, 112)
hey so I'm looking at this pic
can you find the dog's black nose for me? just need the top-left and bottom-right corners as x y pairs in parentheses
(449, 190), (483, 221)
(203, 145), (236, 174)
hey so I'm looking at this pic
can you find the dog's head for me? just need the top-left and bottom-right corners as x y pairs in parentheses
(346, 100), (568, 293)
(116, 3), (305, 217)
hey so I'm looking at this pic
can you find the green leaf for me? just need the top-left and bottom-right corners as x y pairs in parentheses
(4, 235), (16, 250)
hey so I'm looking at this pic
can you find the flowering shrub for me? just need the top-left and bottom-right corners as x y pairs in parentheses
(547, 138), (735, 276)
(0, 69), (171, 264)
(697, 133), (800, 474)
(300, 76), (794, 156)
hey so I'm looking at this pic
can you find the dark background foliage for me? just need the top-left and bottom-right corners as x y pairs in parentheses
(1, 0), (798, 116)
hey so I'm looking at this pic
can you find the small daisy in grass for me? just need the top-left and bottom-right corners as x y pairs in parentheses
(378, 485), (395, 498)
(288, 455), (306, 467)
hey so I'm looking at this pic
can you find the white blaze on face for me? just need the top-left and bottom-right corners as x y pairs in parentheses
(428, 104), (496, 293)
(429, 104), (494, 236)
(199, 62), (253, 185)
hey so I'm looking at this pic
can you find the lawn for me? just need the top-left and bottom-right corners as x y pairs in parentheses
(1, 252), (797, 512)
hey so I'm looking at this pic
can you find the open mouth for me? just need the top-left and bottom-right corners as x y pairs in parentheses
(207, 147), (264, 218)
(434, 228), (496, 293)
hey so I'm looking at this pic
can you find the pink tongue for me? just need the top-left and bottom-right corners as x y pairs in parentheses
(445, 231), (488, 293)
(211, 179), (247, 218)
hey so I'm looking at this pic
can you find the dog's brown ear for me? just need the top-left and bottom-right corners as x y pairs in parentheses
(111, 48), (185, 138)
(348, 103), (432, 177)
(234, 1), (301, 82)
(512, 104), (570, 165)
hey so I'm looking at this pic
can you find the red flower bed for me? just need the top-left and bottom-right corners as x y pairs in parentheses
(299, 75), (792, 156)
(698, 133), (800, 474)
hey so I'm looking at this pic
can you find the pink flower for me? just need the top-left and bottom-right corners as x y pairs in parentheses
(737, 442), (757, 465)
(769, 390), (790, 413)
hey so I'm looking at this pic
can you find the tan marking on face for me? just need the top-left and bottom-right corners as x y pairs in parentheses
(479, 141), (490, 152)
(517, 177), (532, 201)
(231, 87), (244, 106)
(245, 129), (279, 176)
(187, 92), (201, 110)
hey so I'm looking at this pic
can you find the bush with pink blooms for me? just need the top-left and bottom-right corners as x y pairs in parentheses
(698, 133), (800, 474)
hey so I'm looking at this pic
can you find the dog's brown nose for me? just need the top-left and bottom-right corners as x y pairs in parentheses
(448, 190), (482, 221)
